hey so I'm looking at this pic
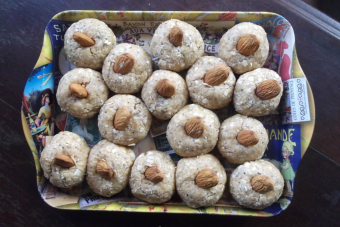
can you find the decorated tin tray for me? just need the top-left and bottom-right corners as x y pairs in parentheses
(21, 10), (315, 216)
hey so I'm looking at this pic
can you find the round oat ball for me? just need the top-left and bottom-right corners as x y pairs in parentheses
(150, 19), (204, 72)
(230, 160), (284, 210)
(98, 94), (152, 146)
(218, 22), (269, 74)
(186, 56), (236, 110)
(102, 43), (153, 94)
(141, 70), (188, 120)
(129, 150), (175, 204)
(217, 114), (268, 164)
(233, 68), (283, 116)
(64, 18), (116, 70)
(86, 140), (135, 197)
(176, 154), (227, 208)
(56, 68), (109, 119)
(166, 104), (220, 157)
(40, 131), (90, 188)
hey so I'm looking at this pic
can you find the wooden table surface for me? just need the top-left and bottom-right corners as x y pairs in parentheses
(1, 0), (340, 226)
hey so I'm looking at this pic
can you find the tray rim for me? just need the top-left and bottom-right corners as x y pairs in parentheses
(21, 10), (315, 216)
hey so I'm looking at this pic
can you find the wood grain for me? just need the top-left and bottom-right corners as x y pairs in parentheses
(0, 0), (340, 226)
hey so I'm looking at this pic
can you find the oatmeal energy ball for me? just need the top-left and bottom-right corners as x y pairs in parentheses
(40, 131), (90, 188)
(218, 22), (269, 74)
(233, 68), (283, 116)
(98, 95), (152, 146)
(176, 154), (227, 208)
(56, 68), (109, 119)
(141, 70), (188, 120)
(230, 160), (284, 210)
(218, 114), (268, 164)
(102, 43), (153, 94)
(151, 19), (204, 72)
(86, 140), (135, 197)
(64, 18), (116, 69)
(186, 56), (236, 110)
(129, 150), (175, 204)
(166, 104), (220, 157)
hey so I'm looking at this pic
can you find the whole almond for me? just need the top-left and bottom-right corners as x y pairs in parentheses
(156, 79), (176, 98)
(237, 130), (259, 146)
(54, 154), (75, 168)
(255, 79), (281, 100)
(113, 53), (135, 75)
(73, 33), (95, 47)
(251, 175), (274, 194)
(96, 160), (114, 179)
(185, 117), (205, 138)
(169, 25), (183, 47)
(237, 34), (260, 56)
(195, 169), (219, 189)
(204, 65), (229, 86)
(144, 166), (164, 183)
(69, 83), (88, 98)
(113, 106), (132, 130)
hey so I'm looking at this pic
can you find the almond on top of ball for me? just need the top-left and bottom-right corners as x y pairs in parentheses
(233, 68), (283, 117)
(166, 104), (220, 157)
(218, 114), (268, 164)
(142, 70), (188, 120)
(186, 56), (236, 110)
(218, 22), (269, 74)
(129, 150), (176, 204)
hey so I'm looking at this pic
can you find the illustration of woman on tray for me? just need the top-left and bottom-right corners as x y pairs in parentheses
(280, 141), (295, 197)
(23, 87), (55, 154)
(35, 89), (54, 136)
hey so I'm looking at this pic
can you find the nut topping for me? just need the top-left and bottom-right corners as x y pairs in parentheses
(237, 33), (260, 56)
(54, 154), (75, 168)
(73, 33), (95, 47)
(113, 106), (132, 130)
(69, 83), (88, 98)
(195, 169), (219, 189)
(144, 166), (164, 183)
(237, 130), (259, 147)
(96, 160), (114, 179)
(255, 79), (281, 100)
(113, 53), (135, 75)
(169, 25), (183, 47)
(156, 79), (176, 98)
(204, 65), (229, 86)
(184, 117), (205, 138)
(251, 175), (274, 194)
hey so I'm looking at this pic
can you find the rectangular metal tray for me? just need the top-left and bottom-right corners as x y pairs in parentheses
(21, 10), (315, 216)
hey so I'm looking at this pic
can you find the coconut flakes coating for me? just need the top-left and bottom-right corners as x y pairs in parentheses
(86, 140), (135, 197)
(151, 19), (204, 72)
(176, 154), (227, 208)
(40, 131), (90, 188)
(56, 68), (109, 119)
(233, 68), (283, 116)
(186, 56), (236, 110)
(129, 150), (175, 204)
(64, 18), (116, 70)
(218, 22), (269, 74)
(98, 95), (152, 146)
(142, 70), (188, 120)
(102, 43), (153, 94)
(230, 160), (284, 209)
(166, 104), (220, 157)
(217, 114), (268, 164)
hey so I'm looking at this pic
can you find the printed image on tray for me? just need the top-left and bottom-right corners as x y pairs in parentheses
(21, 10), (315, 217)
(23, 63), (55, 155)
(64, 115), (101, 147)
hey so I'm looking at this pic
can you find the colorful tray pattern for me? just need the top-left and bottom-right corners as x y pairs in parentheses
(21, 10), (315, 216)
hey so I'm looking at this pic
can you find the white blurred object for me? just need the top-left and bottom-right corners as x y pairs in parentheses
(58, 47), (77, 75)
